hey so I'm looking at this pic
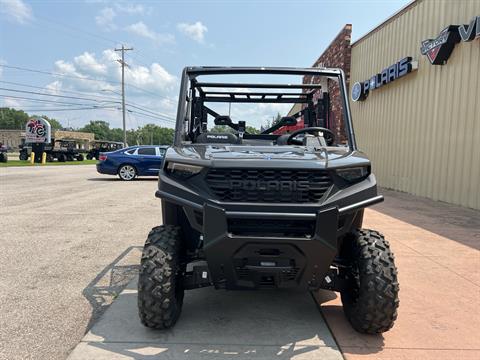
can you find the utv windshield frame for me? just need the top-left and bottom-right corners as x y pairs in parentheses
(174, 67), (356, 150)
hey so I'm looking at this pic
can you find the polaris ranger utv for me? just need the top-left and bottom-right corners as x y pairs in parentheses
(138, 67), (399, 334)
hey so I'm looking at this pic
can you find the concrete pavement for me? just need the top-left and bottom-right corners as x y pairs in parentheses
(318, 189), (480, 360)
(68, 279), (343, 360)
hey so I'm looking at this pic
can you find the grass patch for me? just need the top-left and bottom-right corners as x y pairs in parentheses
(1, 159), (97, 167)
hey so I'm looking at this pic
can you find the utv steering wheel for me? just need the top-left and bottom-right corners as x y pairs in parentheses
(286, 127), (336, 145)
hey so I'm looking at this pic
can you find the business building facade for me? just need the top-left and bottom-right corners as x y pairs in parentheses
(305, 0), (479, 209)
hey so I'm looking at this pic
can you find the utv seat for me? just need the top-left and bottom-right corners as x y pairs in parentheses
(196, 133), (240, 144)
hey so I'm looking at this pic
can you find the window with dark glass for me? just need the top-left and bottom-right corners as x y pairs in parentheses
(138, 147), (156, 156)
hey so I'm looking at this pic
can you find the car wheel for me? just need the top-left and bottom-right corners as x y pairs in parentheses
(340, 229), (399, 334)
(76, 154), (84, 161)
(138, 225), (185, 329)
(19, 152), (28, 161)
(86, 154), (92, 160)
(58, 154), (67, 162)
(0, 152), (7, 163)
(46, 154), (54, 162)
(118, 164), (137, 181)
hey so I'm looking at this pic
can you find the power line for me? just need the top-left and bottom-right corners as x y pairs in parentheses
(35, 15), (118, 46)
(0, 64), (177, 105)
(0, 94), (106, 107)
(0, 87), (119, 104)
(34, 14), (161, 69)
(0, 80), (121, 102)
(123, 65), (176, 103)
(20, 106), (118, 112)
(126, 103), (175, 121)
(127, 109), (175, 125)
(0, 64), (123, 86)
(0, 83), (175, 120)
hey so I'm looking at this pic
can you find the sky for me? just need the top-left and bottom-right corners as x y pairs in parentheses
(0, 0), (411, 130)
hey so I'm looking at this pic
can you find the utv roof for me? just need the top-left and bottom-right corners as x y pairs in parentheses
(185, 66), (342, 77)
(185, 67), (342, 104)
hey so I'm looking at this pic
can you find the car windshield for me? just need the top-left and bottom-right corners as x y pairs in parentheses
(177, 68), (353, 149)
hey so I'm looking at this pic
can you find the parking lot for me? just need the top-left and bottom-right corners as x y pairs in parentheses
(0, 165), (158, 360)
(1, 165), (479, 360)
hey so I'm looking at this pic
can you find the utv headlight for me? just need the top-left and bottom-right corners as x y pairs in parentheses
(166, 162), (203, 179)
(336, 166), (370, 182)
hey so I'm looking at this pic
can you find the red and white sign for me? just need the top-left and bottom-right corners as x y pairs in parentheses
(25, 117), (51, 143)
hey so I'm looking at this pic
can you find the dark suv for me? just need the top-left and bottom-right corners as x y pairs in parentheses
(137, 67), (399, 334)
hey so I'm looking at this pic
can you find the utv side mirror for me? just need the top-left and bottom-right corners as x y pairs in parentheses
(214, 115), (233, 126)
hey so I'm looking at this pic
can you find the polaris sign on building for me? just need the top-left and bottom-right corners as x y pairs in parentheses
(305, 0), (479, 209)
(351, 57), (418, 101)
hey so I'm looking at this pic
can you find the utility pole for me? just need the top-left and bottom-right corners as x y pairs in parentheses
(114, 45), (133, 147)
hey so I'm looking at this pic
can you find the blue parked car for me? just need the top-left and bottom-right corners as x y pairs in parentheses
(96, 145), (168, 181)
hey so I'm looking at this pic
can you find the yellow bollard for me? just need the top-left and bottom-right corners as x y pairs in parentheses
(30, 151), (35, 164)
(41, 152), (47, 165)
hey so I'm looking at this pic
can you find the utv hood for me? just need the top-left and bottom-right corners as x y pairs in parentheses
(166, 144), (370, 169)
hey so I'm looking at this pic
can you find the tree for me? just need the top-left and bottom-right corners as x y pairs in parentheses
(0, 108), (29, 129)
(210, 125), (260, 134)
(210, 125), (235, 134)
(246, 126), (260, 134)
(32, 115), (63, 130)
(75, 121), (174, 145)
(136, 124), (174, 145)
(0, 108), (64, 130)
(79, 120), (111, 140)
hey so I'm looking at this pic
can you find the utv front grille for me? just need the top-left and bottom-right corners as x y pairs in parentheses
(235, 267), (300, 283)
(227, 218), (315, 237)
(205, 168), (332, 203)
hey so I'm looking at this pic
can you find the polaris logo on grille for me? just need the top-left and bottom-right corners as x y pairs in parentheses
(230, 180), (309, 191)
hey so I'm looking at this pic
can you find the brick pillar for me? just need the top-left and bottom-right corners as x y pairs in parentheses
(303, 24), (352, 143)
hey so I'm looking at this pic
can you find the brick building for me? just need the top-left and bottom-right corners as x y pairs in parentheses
(280, 25), (352, 142)
(0, 129), (95, 151)
(0, 130), (24, 150)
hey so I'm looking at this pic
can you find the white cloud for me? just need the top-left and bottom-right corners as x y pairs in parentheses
(47, 50), (178, 127)
(126, 21), (174, 45)
(126, 21), (155, 40)
(44, 80), (63, 95)
(74, 52), (107, 75)
(95, 7), (116, 31)
(177, 21), (208, 43)
(0, 0), (33, 24)
(53, 57), (114, 93)
(115, 3), (146, 15)
(125, 63), (176, 92)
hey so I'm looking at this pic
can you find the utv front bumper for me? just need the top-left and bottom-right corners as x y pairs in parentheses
(201, 203), (340, 290)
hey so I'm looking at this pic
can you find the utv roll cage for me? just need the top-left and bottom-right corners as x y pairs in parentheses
(174, 67), (356, 150)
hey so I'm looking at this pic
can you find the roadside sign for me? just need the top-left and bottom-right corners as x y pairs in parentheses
(25, 117), (51, 144)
